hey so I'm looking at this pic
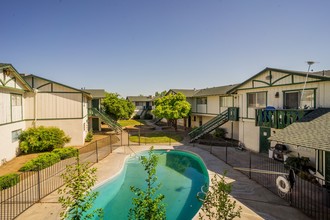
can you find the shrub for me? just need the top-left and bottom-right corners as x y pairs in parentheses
(144, 113), (153, 120)
(19, 153), (61, 171)
(0, 173), (20, 190)
(133, 114), (140, 120)
(284, 156), (310, 172)
(52, 147), (78, 160)
(85, 130), (93, 142)
(213, 128), (228, 139)
(19, 126), (71, 153)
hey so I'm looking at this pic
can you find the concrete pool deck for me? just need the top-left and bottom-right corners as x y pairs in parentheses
(17, 144), (310, 220)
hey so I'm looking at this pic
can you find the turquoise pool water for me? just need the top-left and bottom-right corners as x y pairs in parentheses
(91, 150), (209, 220)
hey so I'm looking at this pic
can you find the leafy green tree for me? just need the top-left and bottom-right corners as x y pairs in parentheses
(129, 147), (166, 220)
(58, 156), (103, 220)
(102, 92), (135, 120)
(152, 92), (191, 130)
(154, 90), (167, 98)
(19, 126), (71, 153)
(198, 172), (242, 220)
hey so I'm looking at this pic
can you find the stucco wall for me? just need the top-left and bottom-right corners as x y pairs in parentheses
(0, 121), (26, 165)
(26, 118), (86, 146)
(239, 119), (259, 152)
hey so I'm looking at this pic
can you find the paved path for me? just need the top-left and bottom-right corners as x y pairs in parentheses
(17, 144), (310, 220)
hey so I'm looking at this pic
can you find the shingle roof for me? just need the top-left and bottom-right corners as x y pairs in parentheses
(269, 108), (330, 152)
(127, 96), (154, 102)
(168, 89), (199, 97)
(83, 89), (105, 99)
(193, 84), (238, 97)
(228, 67), (330, 94)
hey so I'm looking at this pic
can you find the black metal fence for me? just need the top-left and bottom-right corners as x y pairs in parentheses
(125, 129), (186, 146)
(199, 144), (330, 220)
(0, 134), (119, 220)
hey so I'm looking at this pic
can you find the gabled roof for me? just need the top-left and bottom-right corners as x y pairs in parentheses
(83, 89), (105, 99)
(269, 108), (330, 152)
(167, 89), (199, 98)
(228, 67), (330, 94)
(22, 74), (92, 98)
(127, 96), (154, 102)
(193, 84), (238, 97)
(0, 63), (33, 91)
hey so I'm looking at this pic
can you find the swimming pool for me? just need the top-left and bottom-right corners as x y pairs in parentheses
(91, 149), (209, 219)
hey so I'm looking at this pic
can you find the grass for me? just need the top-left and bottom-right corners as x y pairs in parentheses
(129, 131), (183, 143)
(118, 119), (145, 127)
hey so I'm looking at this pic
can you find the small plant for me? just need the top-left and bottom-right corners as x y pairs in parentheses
(19, 126), (71, 153)
(133, 114), (141, 120)
(213, 128), (227, 139)
(144, 113), (153, 120)
(85, 130), (93, 142)
(58, 156), (103, 220)
(128, 147), (166, 220)
(0, 173), (20, 190)
(19, 153), (61, 171)
(284, 156), (310, 172)
(52, 147), (78, 160)
(198, 172), (242, 220)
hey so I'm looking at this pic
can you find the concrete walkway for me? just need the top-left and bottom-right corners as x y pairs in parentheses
(17, 144), (310, 220)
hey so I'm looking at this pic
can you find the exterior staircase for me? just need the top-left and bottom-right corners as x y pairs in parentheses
(189, 109), (229, 142)
(89, 107), (122, 132)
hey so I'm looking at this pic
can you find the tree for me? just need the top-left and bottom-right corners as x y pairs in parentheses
(197, 172), (242, 220)
(154, 90), (167, 98)
(128, 147), (166, 220)
(58, 156), (103, 220)
(152, 92), (191, 130)
(102, 92), (135, 120)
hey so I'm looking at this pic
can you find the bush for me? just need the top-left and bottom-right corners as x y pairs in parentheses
(19, 153), (61, 171)
(19, 126), (71, 153)
(144, 113), (153, 120)
(0, 173), (20, 190)
(133, 114), (140, 119)
(52, 147), (78, 160)
(85, 130), (93, 142)
(213, 127), (227, 139)
(284, 156), (310, 172)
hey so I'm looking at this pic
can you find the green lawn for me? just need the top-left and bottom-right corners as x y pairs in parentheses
(118, 119), (145, 127)
(129, 131), (183, 143)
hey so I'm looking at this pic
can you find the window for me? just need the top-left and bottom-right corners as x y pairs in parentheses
(317, 150), (324, 175)
(197, 97), (207, 105)
(11, 94), (22, 106)
(220, 96), (233, 107)
(11, 94), (23, 122)
(12, 129), (22, 142)
(247, 92), (266, 108)
(284, 89), (315, 109)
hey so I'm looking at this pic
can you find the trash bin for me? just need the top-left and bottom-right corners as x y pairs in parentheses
(269, 148), (274, 159)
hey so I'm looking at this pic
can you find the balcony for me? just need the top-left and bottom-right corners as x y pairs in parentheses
(255, 108), (313, 129)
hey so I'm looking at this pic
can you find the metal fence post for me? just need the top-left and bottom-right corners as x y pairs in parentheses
(138, 128), (141, 146)
(95, 141), (99, 163)
(225, 145), (228, 164)
(37, 168), (41, 202)
(127, 131), (130, 146)
(121, 131), (123, 146)
(110, 134), (112, 153)
(249, 151), (252, 179)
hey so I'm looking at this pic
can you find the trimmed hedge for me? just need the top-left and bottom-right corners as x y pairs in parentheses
(19, 126), (71, 153)
(19, 153), (61, 171)
(0, 173), (20, 190)
(52, 147), (78, 160)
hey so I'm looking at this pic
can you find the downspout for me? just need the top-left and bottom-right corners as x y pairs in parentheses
(33, 88), (38, 127)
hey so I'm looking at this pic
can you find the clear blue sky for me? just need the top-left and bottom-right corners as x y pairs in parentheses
(1, 0), (329, 97)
